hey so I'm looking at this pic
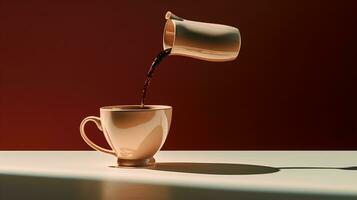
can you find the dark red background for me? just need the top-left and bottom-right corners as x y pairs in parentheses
(1, 0), (356, 150)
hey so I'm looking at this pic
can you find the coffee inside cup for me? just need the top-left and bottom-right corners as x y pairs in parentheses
(101, 105), (172, 111)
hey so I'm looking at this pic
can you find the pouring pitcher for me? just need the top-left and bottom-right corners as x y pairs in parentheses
(163, 11), (241, 62)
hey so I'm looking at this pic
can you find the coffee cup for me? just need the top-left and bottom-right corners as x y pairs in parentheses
(80, 105), (172, 167)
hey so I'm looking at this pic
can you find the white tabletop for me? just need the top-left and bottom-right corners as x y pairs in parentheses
(0, 151), (356, 200)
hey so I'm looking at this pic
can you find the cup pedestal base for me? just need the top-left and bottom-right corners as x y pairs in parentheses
(117, 157), (155, 167)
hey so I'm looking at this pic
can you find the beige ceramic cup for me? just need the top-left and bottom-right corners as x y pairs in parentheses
(80, 105), (172, 167)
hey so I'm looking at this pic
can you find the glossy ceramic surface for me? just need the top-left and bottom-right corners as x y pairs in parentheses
(80, 105), (172, 167)
(163, 11), (241, 62)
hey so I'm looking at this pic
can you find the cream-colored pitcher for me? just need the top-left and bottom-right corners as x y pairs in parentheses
(163, 11), (241, 61)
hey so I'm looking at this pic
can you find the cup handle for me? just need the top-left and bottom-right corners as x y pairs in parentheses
(80, 116), (116, 156)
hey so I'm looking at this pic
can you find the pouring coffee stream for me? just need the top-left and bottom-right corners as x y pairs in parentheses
(140, 11), (241, 107)
(140, 48), (172, 107)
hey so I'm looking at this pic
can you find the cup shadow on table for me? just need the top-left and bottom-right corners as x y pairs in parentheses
(148, 163), (357, 175)
(151, 163), (278, 175)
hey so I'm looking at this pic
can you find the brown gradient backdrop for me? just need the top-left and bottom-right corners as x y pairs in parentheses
(0, 0), (356, 150)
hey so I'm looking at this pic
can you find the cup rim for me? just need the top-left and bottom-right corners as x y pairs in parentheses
(100, 105), (172, 112)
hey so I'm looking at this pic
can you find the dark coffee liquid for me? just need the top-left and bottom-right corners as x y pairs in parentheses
(140, 48), (172, 107)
